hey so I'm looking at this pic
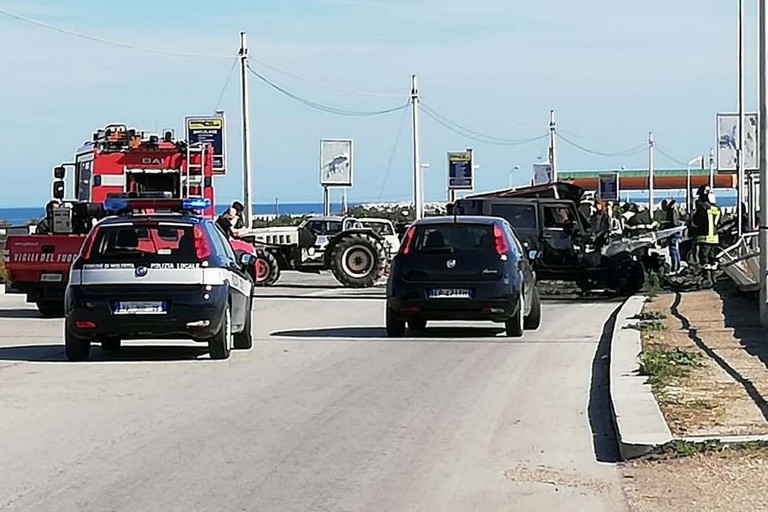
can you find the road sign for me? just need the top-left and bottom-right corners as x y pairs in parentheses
(185, 115), (226, 175)
(598, 172), (620, 202)
(717, 112), (759, 171)
(447, 150), (473, 190)
(532, 162), (553, 185)
(320, 139), (353, 187)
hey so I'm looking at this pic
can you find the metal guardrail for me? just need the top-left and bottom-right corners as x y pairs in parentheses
(718, 233), (760, 292)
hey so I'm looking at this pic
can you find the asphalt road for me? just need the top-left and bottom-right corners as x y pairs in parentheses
(0, 273), (628, 512)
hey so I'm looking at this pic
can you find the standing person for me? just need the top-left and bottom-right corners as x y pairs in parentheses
(34, 200), (61, 235)
(661, 199), (683, 273)
(690, 185), (721, 280)
(589, 200), (610, 247)
(231, 201), (246, 230)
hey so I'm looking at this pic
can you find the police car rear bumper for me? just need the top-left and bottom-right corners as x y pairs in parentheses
(65, 284), (228, 341)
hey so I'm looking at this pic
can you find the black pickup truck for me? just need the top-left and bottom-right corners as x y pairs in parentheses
(449, 182), (664, 294)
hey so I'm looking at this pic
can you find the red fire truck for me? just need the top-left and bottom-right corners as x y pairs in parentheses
(4, 123), (224, 316)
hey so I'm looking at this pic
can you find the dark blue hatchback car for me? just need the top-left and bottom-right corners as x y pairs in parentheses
(386, 216), (541, 337)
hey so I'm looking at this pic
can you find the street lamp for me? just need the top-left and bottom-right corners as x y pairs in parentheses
(687, 156), (704, 212)
(509, 165), (520, 189)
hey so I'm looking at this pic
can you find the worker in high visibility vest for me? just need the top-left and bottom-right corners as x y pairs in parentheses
(690, 184), (721, 274)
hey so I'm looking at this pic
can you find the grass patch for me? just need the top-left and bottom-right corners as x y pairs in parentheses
(625, 319), (666, 332)
(648, 439), (768, 459)
(638, 346), (703, 389)
(642, 270), (663, 298)
(632, 311), (667, 321)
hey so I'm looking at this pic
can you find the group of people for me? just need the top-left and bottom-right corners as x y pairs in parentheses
(582, 185), (723, 278)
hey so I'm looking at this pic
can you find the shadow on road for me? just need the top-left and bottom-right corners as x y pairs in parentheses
(255, 293), (384, 301)
(271, 326), (507, 340)
(0, 344), (210, 363)
(0, 309), (43, 319)
(587, 303), (622, 463)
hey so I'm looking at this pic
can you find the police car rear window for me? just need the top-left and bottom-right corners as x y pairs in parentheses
(86, 224), (198, 263)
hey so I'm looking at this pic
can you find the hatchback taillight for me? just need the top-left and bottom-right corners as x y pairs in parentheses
(194, 225), (211, 260)
(493, 224), (510, 256)
(400, 226), (416, 255)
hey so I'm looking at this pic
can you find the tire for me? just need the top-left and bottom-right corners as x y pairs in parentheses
(524, 287), (542, 331)
(386, 307), (406, 337)
(263, 251), (281, 286)
(36, 300), (64, 318)
(505, 290), (525, 338)
(329, 234), (385, 288)
(233, 298), (253, 350)
(208, 304), (233, 360)
(407, 318), (427, 331)
(252, 251), (281, 287)
(65, 325), (91, 361)
(101, 337), (121, 351)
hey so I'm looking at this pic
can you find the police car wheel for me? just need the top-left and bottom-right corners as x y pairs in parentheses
(208, 304), (233, 360)
(65, 326), (91, 362)
(233, 299), (253, 350)
(101, 337), (121, 351)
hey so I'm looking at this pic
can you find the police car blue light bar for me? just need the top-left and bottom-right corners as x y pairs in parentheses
(103, 197), (211, 212)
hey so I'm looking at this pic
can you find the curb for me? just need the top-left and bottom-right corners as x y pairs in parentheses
(609, 295), (673, 460)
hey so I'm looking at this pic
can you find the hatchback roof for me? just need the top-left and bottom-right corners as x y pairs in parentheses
(413, 215), (504, 226)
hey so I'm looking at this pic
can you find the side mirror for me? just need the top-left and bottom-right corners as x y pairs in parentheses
(528, 250), (539, 261)
(239, 252), (257, 267)
(52, 180), (65, 200)
(53, 166), (66, 179)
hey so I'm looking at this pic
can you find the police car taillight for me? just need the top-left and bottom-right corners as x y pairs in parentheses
(193, 225), (211, 260)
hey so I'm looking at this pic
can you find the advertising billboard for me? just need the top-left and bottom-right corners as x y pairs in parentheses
(447, 150), (473, 190)
(320, 139), (353, 187)
(717, 112), (759, 171)
(185, 115), (226, 175)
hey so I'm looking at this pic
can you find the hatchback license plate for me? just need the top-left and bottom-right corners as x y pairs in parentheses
(429, 288), (471, 299)
(114, 301), (167, 315)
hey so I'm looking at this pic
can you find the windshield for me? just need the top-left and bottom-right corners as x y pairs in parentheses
(361, 221), (394, 236)
(412, 224), (494, 253)
(86, 223), (198, 263)
(490, 204), (536, 230)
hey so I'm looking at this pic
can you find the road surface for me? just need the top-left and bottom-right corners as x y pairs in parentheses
(0, 273), (628, 511)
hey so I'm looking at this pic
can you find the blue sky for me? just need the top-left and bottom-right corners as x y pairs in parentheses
(0, 0), (760, 207)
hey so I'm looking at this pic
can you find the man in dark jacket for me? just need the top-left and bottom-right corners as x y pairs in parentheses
(34, 200), (61, 235)
(589, 200), (610, 247)
(231, 201), (246, 230)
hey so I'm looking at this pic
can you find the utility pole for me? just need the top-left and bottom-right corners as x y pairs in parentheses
(548, 110), (558, 182)
(239, 32), (254, 227)
(709, 147), (716, 188)
(411, 75), (423, 221)
(648, 132), (655, 211)
(738, 0), (746, 236)
(759, 0), (768, 325)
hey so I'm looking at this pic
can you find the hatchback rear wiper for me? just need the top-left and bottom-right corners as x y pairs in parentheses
(418, 247), (455, 254)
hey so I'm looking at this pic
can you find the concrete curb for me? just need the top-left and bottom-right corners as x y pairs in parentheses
(609, 295), (673, 460)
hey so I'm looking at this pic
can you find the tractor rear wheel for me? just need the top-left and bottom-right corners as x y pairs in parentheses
(329, 234), (385, 288)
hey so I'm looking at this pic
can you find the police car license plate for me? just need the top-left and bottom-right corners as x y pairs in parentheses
(114, 301), (167, 315)
(429, 288), (471, 299)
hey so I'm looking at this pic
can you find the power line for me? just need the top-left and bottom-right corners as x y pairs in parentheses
(248, 65), (409, 117)
(214, 57), (239, 110)
(377, 107), (410, 201)
(556, 133), (647, 157)
(250, 59), (403, 98)
(655, 145), (690, 166)
(421, 108), (548, 146)
(0, 7), (234, 59)
(421, 103), (548, 144)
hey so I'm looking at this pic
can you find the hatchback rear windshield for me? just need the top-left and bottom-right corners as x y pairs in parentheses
(412, 224), (494, 253)
(86, 223), (198, 263)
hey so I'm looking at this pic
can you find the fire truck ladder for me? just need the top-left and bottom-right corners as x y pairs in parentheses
(183, 143), (206, 199)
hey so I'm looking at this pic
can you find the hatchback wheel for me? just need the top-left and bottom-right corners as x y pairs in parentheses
(505, 291), (525, 338)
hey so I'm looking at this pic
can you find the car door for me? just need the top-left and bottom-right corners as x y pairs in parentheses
(503, 221), (534, 311)
(537, 201), (584, 269)
(208, 223), (250, 330)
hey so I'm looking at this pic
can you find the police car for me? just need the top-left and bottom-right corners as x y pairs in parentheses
(64, 197), (255, 361)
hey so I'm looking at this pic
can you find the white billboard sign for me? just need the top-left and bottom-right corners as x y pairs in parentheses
(717, 112), (759, 171)
(320, 139), (353, 187)
(532, 162), (553, 185)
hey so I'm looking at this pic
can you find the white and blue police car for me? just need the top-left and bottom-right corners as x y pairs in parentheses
(64, 197), (255, 361)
